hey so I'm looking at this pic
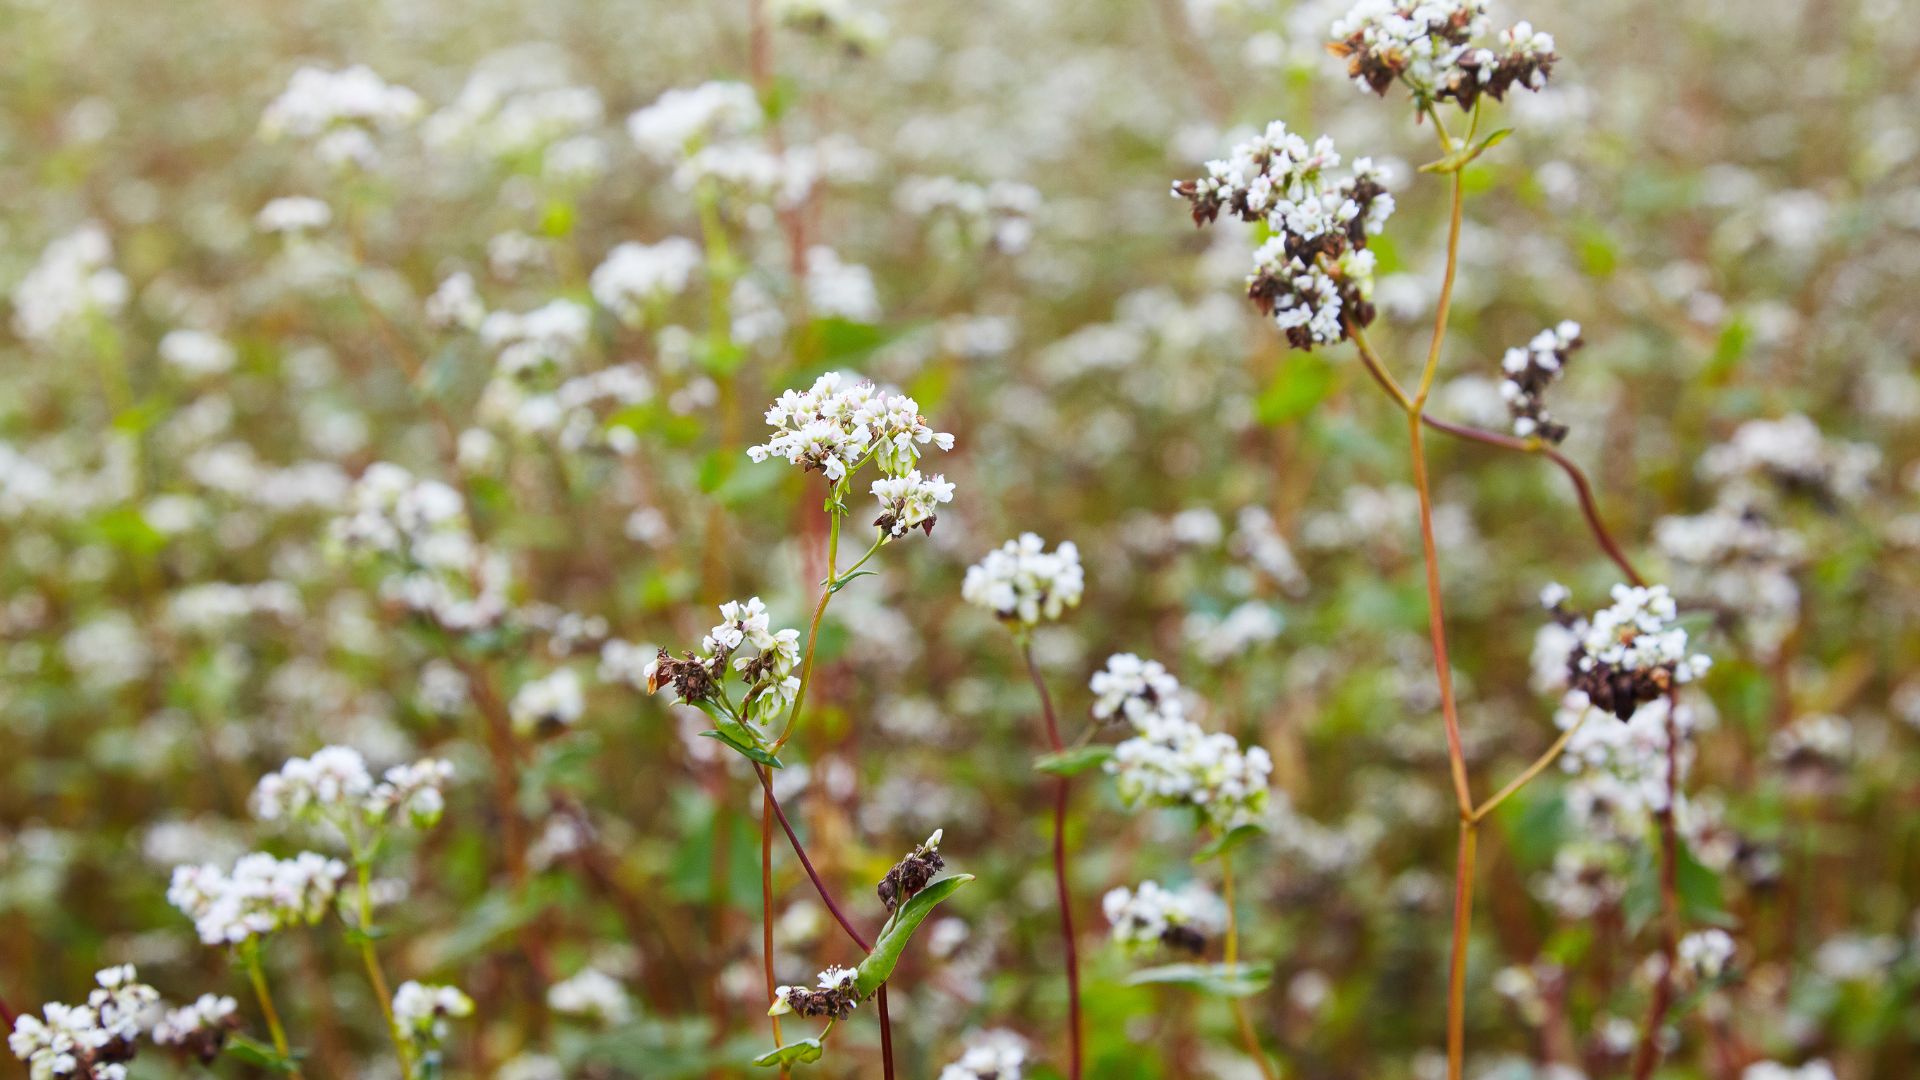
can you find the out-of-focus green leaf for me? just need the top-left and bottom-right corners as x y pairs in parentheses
(1256, 354), (1334, 425)
(752, 1038), (825, 1067)
(224, 1034), (303, 1072)
(1193, 823), (1266, 862)
(1125, 962), (1272, 998)
(1033, 745), (1113, 776)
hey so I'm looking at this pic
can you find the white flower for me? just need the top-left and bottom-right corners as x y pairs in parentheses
(152, 994), (238, 1049)
(10, 224), (129, 344)
(8, 967), (161, 1079)
(804, 246), (881, 323)
(426, 272), (486, 331)
(256, 196), (333, 234)
(870, 471), (955, 539)
(392, 982), (474, 1048)
(589, 239), (703, 324)
(260, 65), (422, 140)
(1089, 653), (1185, 728)
(158, 329), (238, 377)
(1102, 880), (1226, 951)
(747, 372), (954, 483)
(961, 534), (1084, 627)
(167, 852), (345, 945)
(510, 668), (586, 736)
(1742, 1063), (1837, 1080)
(251, 745), (454, 833)
(1108, 718), (1273, 830)
(1700, 414), (1878, 505)
(1677, 928), (1735, 982)
(626, 82), (760, 161)
(546, 968), (632, 1025)
(938, 1029), (1028, 1080)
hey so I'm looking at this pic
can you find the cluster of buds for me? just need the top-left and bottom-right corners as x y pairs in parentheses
(392, 982), (475, 1052)
(1437, 21), (1558, 109)
(251, 745), (454, 834)
(747, 372), (954, 484)
(7, 966), (160, 1080)
(1499, 320), (1582, 442)
(871, 470), (955, 540)
(1542, 583), (1711, 721)
(877, 830), (946, 913)
(769, 966), (861, 1021)
(167, 851), (346, 946)
(1328, 1), (1556, 110)
(644, 598), (801, 726)
(961, 533), (1085, 628)
(1102, 881), (1226, 955)
(151, 995), (240, 1064)
(1173, 125), (1392, 350)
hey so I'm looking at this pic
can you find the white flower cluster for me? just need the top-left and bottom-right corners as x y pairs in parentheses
(589, 238), (702, 324)
(256, 195), (333, 235)
(166, 851), (346, 945)
(804, 246), (882, 323)
(8, 966), (160, 1080)
(1554, 695), (1696, 831)
(151, 994), (238, 1055)
(1183, 601), (1285, 665)
(1769, 713), (1852, 769)
(870, 471), (955, 540)
(332, 463), (511, 631)
(1101, 880), (1227, 951)
(165, 581), (303, 634)
(510, 668), (586, 736)
(259, 65), (423, 168)
(422, 52), (605, 174)
(772, 0), (888, 54)
(1655, 500), (1805, 660)
(1541, 583), (1711, 722)
(158, 329), (238, 378)
(392, 982), (475, 1048)
(1677, 928), (1736, 983)
(252, 745), (454, 832)
(1499, 320), (1581, 442)
(626, 82), (761, 161)
(426, 271), (486, 330)
(896, 175), (1040, 254)
(961, 534), (1085, 627)
(1329, 1), (1555, 108)
(10, 224), (129, 344)
(937, 1029), (1029, 1080)
(480, 299), (593, 376)
(1174, 125), (1391, 350)
(1089, 653), (1185, 728)
(768, 965), (860, 1017)
(747, 372), (955, 483)
(645, 597), (802, 725)
(546, 967), (631, 1025)
(1095, 654), (1272, 829)
(1700, 413), (1878, 506)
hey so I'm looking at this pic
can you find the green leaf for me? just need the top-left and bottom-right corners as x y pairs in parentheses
(698, 729), (784, 770)
(827, 570), (877, 595)
(224, 1034), (304, 1073)
(752, 1038), (825, 1067)
(1126, 962), (1273, 998)
(1255, 354), (1335, 425)
(1032, 745), (1114, 777)
(1192, 823), (1266, 862)
(853, 873), (975, 997)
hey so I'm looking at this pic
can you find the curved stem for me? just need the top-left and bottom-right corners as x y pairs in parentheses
(243, 946), (306, 1080)
(1471, 710), (1589, 824)
(1219, 854), (1278, 1080)
(1415, 171), (1466, 409)
(355, 862), (416, 1080)
(1409, 415), (1475, 817)
(1022, 644), (1084, 1080)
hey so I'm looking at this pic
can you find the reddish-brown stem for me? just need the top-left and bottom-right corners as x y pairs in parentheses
(1022, 645), (1084, 1080)
(754, 766), (895, 1077)
(762, 788), (786, 1061)
(0, 987), (16, 1027)
(1540, 445), (1647, 587)
(1408, 415), (1476, 817)
(1446, 823), (1479, 1080)
(1630, 702), (1684, 1080)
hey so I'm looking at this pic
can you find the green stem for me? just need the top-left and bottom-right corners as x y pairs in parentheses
(353, 860), (416, 1079)
(1219, 852), (1277, 1080)
(771, 506), (843, 751)
(242, 945), (306, 1080)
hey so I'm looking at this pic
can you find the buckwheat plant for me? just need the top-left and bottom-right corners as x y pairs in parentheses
(1173, 2), (1722, 1077)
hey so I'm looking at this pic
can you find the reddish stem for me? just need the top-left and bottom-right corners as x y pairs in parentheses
(1630, 701), (1683, 1080)
(1022, 645), (1085, 1080)
(0, 987), (16, 1028)
(753, 767), (895, 1079)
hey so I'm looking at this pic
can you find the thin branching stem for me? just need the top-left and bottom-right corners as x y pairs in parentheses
(761, 788), (787, 1069)
(1631, 700), (1684, 1080)
(771, 506), (841, 753)
(354, 861), (416, 1080)
(243, 945), (306, 1080)
(1219, 853), (1278, 1080)
(1472, 710), (1589, 824)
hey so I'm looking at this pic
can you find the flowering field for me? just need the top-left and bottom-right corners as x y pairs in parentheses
(4, 0), (1918, 1077)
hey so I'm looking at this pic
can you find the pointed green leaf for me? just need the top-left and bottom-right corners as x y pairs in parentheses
(752, 1038), (825, 1067)
(1126, 962), (1272, 998)
(828, 570), (877, 595)
(1193, 823), (1267, 863)
(1417, 128), (1513, 175)
(853, 873), (975, 997)
(224, 1033), (304, 1073)
(698, 729), (784, 769)
(1033, 745), (1114, 777)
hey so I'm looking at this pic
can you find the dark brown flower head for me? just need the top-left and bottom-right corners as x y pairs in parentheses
(1160, 924), (1208, 955)
(645, 648), (719, 702)
(877, 829), (946, 913)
